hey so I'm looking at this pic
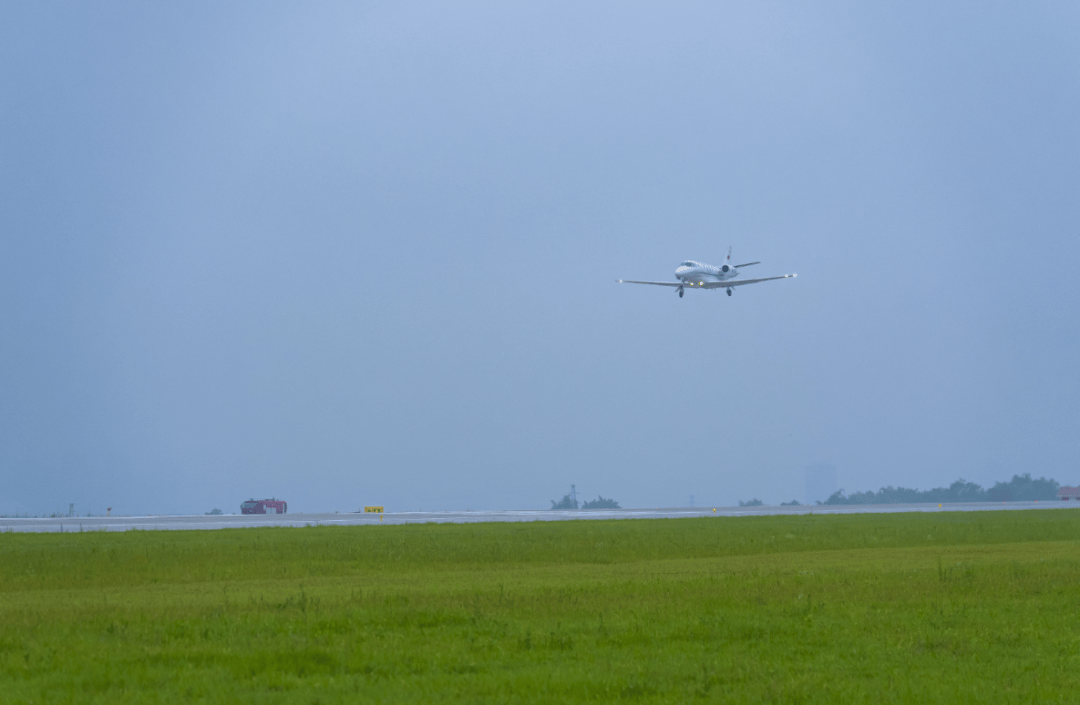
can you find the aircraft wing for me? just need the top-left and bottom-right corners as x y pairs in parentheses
(734, 261), (760, 268)
(699, 274), (796, 288)
(616, 280), (684, 287)
(617, 274), (796, 289)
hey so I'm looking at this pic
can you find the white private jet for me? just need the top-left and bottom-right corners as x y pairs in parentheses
(617, 247), (796, 298)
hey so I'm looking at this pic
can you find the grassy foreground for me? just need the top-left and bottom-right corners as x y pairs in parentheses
(3, 511), (1080, 703)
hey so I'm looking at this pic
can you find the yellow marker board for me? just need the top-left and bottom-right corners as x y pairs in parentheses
(364, 506), (384, 513)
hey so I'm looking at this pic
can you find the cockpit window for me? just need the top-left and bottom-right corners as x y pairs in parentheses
(680, 261), (695, 268)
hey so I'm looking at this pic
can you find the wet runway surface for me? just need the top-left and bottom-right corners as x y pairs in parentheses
(2, 501), (1073, 533)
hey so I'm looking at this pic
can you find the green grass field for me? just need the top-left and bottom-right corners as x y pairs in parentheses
(4, 510), (1080, 703)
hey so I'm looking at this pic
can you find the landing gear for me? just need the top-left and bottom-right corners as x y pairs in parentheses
(677, 286), (684, 298)
(726, 288), (732, 297)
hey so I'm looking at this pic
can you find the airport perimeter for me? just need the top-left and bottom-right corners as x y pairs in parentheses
(1, 499), (1073, 532)
(5, 506), (1080, 703)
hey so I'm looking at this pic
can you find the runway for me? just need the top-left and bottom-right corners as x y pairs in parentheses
(1, 500), (1073, 533)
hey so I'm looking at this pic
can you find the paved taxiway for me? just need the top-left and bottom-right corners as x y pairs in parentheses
(1, 501), (1073, 533)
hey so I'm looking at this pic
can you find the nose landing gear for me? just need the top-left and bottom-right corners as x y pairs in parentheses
(677, 286), (684, 298)
(726, 288), (733, 297)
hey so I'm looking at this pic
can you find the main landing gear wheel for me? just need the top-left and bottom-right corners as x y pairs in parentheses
(726, 288), (732, 296)
(677, 286), (684, 298)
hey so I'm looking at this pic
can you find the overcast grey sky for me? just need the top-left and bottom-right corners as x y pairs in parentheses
(3, 2), (1078, 514)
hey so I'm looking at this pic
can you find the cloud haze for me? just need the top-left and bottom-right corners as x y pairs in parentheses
(2, 2), (1078, 514)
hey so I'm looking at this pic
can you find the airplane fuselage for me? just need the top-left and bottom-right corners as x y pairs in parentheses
(675, 260), (739, 285)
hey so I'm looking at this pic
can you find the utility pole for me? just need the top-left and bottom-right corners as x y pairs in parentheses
(570, 484), (578, 509)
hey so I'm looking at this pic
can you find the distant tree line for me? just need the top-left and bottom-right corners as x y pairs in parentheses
(550, 494), (578, 510)
(822, 473), (1059, 505)
(550, 494), (621, 509)
(582, 496), (620, 509)
(743, 498), (805, 507)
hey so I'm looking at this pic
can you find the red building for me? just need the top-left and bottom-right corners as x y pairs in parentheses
(1056, 487), (1080, 501)
(241, 498), (288, 514)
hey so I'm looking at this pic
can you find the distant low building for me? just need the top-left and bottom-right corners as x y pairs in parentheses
(241, 498), (288, 514)
(1056, 487), (1080, 501)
